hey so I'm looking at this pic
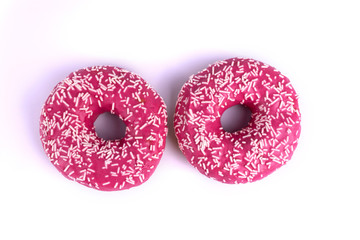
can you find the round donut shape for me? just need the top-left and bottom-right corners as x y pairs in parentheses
(40, 66), (168, 191)
(174, 58), (301, 183)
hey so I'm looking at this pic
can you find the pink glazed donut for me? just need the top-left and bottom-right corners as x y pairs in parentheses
(40, 66), (167, 191)
(174, 58), (301, 183)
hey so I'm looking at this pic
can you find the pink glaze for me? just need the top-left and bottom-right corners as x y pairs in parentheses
(40, 66), (167, 191)
(174, 58), (301, 183)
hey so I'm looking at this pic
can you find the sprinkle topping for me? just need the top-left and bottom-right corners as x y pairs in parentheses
(40, 66), (168, 191)
(174, 58), (301, 183)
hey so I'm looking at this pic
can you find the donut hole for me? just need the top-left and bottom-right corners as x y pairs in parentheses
(94, 112), (126, 140)
(221, 104), (252, 133)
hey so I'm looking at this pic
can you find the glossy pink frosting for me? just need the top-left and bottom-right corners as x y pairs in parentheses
(174, 58), (301, 183)
(40, 66), (167, 191)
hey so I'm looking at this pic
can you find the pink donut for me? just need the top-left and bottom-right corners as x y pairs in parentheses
(174, 58), (301, 183)
(40, 66), (168, 191)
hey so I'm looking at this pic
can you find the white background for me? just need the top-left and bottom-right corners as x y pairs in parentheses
(0, 0), (359, 239)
